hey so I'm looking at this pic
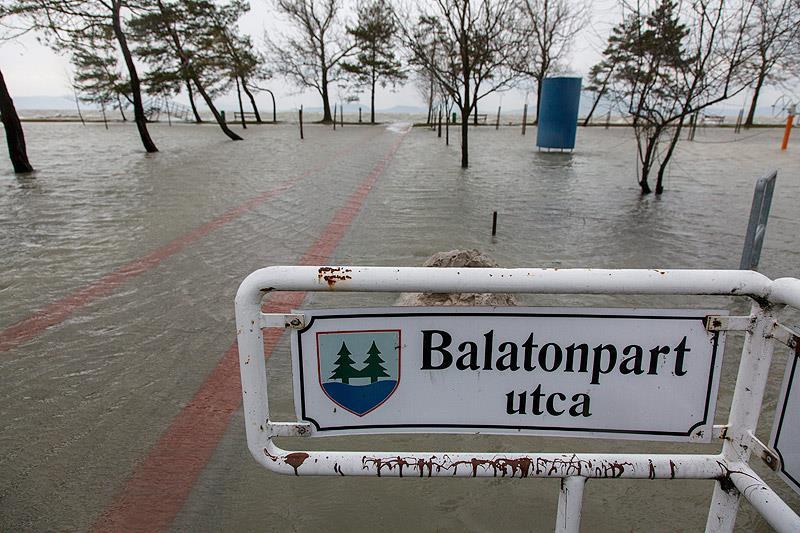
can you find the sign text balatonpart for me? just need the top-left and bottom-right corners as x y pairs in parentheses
(290, 307), (726, 442)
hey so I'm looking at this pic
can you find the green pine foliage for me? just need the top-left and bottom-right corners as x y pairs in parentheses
(341, 0), (405, 123)
(329, 342), (360, 384)
(360, 341), (390, 383)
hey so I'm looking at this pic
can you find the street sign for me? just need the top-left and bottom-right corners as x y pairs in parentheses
(771, 352), (800, 496)
(291, 306), (726, 442)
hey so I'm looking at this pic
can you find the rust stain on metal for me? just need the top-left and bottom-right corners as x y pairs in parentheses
(648, 459), (656, 480)
(284, 452), (310, 475)
(317, 267), (353, 288)
(360, 454), (631, 479)
(264, 449), (310, 476)
(669, 460), (677, 479)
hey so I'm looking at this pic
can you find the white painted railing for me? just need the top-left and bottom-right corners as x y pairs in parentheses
(235, 267), (800, 532)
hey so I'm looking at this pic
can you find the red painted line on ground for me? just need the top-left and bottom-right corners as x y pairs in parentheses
(0, 134), (370, 354)
(91, 129), (408, 533)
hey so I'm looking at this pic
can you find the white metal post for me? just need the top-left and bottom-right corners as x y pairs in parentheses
(556, 476), (586, 533)
(705, 303), (777, 532)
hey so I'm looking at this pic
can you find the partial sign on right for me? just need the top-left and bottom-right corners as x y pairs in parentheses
(771, 348), (800, 496)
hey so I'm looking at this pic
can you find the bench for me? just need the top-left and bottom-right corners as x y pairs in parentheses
(701, 114), (724, 126)
(234, 111), (258, 121)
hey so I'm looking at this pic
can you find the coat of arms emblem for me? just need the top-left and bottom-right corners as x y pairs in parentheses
(316, 330), (401, 416)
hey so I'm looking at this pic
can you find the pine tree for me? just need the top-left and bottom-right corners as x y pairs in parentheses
(329, 342), (360, 384)
(360, 341), (389, 384)
(341, 0), (405, 124)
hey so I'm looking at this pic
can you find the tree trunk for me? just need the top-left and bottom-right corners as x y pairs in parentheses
(241, 78), (262, 123)
(117, 94), (127, 121)
(638, 131), (659, 195)
(583, 96), (600, 127)
(156, 0), (241, 141)
(461, 81), (470, 168)
(655, 121), (685, 194)
(534, 78), (543, 126)
(370, 76), (376, 124)
(235, 76), (247, 129)
(0, 68), (33, 173)
(321, 70), (332, 123)
(744, 68), (766, 128)
(460, 106), (469, 168)
(112, 0), (158, 153)
(186, 79), (202, 123)
(192, 77), (242, 140)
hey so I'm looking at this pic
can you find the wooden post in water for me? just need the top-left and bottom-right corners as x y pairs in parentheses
(521, 104), (528, 135)
(437, 107), (442, 138)
(445, 109), (450, 145)
(340, 104), (344, 127)
(496, 106), (501, 130)
(359, 107), (362, 123)
(299, 106), (304, 140)
(605, 111), (611, 130)
(333, 103), (337, 131)
(492, 211), (498, 236)
(101, 102), (109, 130)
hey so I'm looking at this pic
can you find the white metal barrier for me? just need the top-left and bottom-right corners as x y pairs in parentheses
(234, 267), (800, 532)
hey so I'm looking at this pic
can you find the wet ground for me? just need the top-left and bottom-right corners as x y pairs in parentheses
(1, 120), (799, 531)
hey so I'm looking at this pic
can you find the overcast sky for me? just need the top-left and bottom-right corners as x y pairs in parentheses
(0, 0), (767, 112)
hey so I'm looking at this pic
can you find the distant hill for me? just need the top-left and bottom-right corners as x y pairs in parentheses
(12, 95), (91, 110)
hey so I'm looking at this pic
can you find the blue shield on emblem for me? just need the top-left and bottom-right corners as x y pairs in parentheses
(317, 330), (401, 416)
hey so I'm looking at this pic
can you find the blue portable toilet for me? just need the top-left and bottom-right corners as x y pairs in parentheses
(536, 77), (582, 151)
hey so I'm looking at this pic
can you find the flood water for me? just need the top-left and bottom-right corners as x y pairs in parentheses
(1, 120), (799, 532)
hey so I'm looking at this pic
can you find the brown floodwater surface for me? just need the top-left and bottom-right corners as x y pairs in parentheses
(1, 121), (799, 531)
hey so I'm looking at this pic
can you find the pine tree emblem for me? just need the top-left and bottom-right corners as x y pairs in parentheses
(361, 341), (390, 383)
(329, 341), (360, 384)
(318, 330), (400, 416)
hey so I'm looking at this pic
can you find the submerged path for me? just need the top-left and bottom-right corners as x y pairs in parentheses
(92, 126), (409, 532)
(0, 131), (370, 353)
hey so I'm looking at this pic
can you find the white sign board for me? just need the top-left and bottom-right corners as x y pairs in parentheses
(770, 352), (800, 496)
(290, 307), (726, 442)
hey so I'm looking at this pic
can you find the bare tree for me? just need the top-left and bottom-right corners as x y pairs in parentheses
(10, 0), (158, 153)
(743, 0), (799, 126)
(268, 0), (354, 123)
(516, 0), (588, 124)
(403, 0), (526, 167)
(600, 0), (757, 194)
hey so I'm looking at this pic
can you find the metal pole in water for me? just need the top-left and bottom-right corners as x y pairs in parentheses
(496, 106), (501, 130)
(492, 211), (497, 236)
(522, 104), (528, 135)
(359, 107), (362, 123)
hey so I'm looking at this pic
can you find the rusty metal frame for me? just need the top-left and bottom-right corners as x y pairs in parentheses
(235, 266), (800, 533)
